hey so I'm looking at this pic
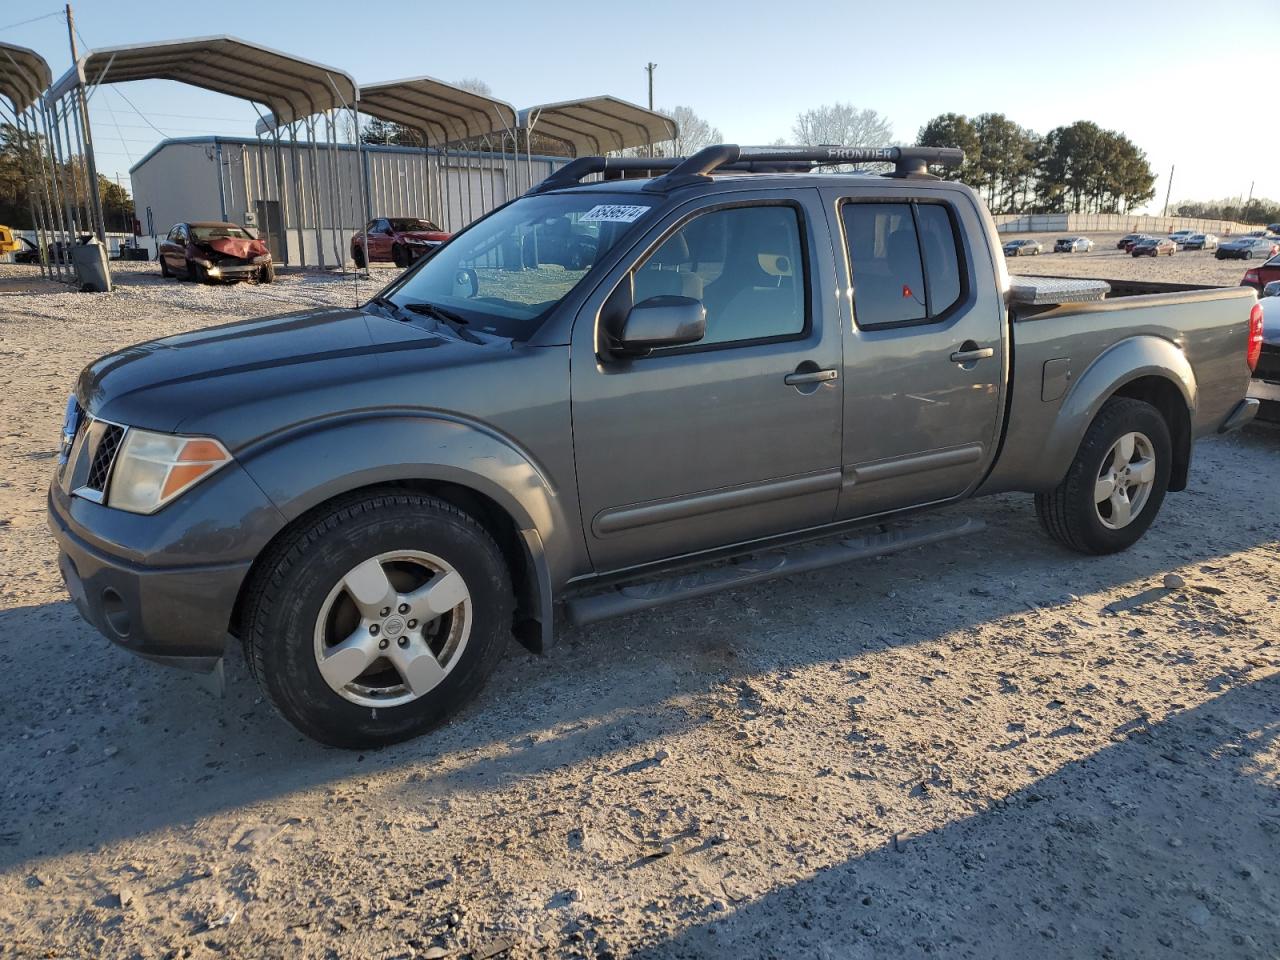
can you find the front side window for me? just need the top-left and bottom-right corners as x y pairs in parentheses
(631, 204), (807, 347)
(387, 193), (656, 341)
(843, 201), (964, 329)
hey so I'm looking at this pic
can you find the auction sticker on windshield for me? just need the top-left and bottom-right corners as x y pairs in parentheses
(579, 204), (650, 223)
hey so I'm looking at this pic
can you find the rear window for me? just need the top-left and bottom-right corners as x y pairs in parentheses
(842, 201), (964, 329)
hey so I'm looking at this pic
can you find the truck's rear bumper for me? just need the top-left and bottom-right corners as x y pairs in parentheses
(1219, 397), (1260, 433)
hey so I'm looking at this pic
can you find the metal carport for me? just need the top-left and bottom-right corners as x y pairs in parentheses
(518, 95), (678, 158)
(1, 41), (71, 280)
(356, 76), (521, 250)
(44, 35), (366, 273)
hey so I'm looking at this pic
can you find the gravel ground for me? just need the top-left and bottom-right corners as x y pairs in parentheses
(2, 261), (1279, 959)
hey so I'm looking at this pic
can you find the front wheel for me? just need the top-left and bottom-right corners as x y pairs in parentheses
(259, 262), (275, 283)
(1035, 397), (1172, 555)
(352, 245), (366, 269)
(242, 492), (514, 748)
(159, 256), (171, 278)
(392, 243), (408, 268)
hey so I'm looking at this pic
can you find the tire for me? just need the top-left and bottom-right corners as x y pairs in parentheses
(352, 245), (366, 269)
(242, 492), (514, 748)
(1035, 397), (1172, 555)
(259, 262), (275, 284)
(392, 243), (408, 268)
(159, 256), (171, 278)
(1245, 251), (1253, 261)
(193, 262), (210, 284)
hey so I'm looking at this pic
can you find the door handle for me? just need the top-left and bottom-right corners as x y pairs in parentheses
(784, 368), (839, 386)
(950, 344), (994, 364)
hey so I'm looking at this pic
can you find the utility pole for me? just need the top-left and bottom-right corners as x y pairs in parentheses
(1161, 164), (1174, 218)
(66, 3), (106, 241)
(644, 62), (656, 157)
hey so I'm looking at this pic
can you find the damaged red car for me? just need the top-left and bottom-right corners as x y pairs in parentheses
(158, 221), (274, 284)
(351, 217), (451, 268)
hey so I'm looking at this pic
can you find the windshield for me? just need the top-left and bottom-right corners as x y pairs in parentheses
(191, 225), (251, 241)
(389, 218), (441, 233)
(385, 193), (656, 341)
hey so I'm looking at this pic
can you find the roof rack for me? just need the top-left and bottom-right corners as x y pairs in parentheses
(528, 144), (964, 195)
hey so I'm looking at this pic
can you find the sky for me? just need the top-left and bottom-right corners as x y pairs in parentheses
(7, 0), (1279, 212)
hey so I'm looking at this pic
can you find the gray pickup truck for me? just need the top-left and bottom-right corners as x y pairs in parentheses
(49, 145), (1262, 747)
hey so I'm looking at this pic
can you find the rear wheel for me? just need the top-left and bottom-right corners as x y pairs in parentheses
(242, 492), (514, 748)
(1035, 397), (1171, 555)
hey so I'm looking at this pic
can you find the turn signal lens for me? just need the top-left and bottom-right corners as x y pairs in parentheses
(1248, 302), (1264, 372)
(107, 430), (232, 514)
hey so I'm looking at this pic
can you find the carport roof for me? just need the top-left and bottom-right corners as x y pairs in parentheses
(517, 96), (678, 155)
(0, 41), (52, 116)
(46, 36), (357, 125)
(359, 76), (518, 145)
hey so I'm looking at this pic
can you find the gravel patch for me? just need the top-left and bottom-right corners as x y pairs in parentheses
(1, 261), (1278, 959)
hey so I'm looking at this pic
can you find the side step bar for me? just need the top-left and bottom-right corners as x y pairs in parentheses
(566, 515), (984, 627)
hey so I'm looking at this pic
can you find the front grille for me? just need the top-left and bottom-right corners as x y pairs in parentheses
(85, 423), (125, 492)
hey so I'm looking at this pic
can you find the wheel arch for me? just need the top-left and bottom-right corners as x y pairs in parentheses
(1039, 335), (1196, 491)
(229, 415), (576, 654)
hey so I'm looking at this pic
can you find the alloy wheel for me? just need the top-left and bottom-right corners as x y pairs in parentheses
(1094, 431), (1157, 530)
(313, 550), (472, 707)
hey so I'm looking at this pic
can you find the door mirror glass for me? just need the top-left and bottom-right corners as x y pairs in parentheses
(618, 295), (706, 353)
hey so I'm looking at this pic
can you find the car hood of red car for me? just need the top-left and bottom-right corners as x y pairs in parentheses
(203, 236), (269, 259)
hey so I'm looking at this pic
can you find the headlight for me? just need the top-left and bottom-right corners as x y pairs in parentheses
(107, 429), (232, 514)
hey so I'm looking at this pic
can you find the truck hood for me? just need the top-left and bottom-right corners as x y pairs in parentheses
(77, 306), (489, 443)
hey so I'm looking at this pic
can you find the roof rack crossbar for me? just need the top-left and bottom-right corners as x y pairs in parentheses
(528, 144), (965, 195)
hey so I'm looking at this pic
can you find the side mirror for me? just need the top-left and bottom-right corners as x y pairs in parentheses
(616, 295), (706, 354)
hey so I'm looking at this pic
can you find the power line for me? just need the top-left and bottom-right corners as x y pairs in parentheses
(0, 9), (64, 32)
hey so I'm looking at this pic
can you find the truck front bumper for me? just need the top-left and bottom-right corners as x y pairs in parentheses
(46, 463), (285, 671)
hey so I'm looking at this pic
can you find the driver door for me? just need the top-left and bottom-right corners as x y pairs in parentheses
(570, 189), (844, 573)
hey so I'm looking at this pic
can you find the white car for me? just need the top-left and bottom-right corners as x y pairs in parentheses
(1183, 233), (1218, 251)
(1054, 236), (1093, 253)
(1169, 230), (1195, 248)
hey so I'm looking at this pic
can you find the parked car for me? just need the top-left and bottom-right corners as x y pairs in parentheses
(11, 236), (42, 264)
(352, 217), (451, 268)
(1217, 236), (1279, 260)
(1248, 292), (1280, 421)
(1121, 234), (1154, 252)
(158, 221), (273, 283)
(1054, 236), (1093, 253)
(1168, 230), (1195, 248)
(1182, 233), (1218, 251)
(1003, 238), (1042, 256)
(1131, 237), (1176, 257)
(1117, 233), (1147, 250)
(1241, 253), (1280, 292)
(1268, 223), (1280, 234)
(48, 143), (1260, 748)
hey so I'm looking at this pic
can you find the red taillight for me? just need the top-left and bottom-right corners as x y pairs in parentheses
(1248, 302), (1264, 372)
(1244, 269), (1259, 282)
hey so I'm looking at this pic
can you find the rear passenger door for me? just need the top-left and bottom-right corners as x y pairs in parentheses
(570, 188), (844, 573)
(824, 188), (1006, 520)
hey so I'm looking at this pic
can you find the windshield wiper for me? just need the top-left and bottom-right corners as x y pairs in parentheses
(400, 301), (484, 344)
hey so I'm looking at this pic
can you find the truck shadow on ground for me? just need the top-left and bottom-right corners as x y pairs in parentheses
(0, 430), (1276, 874)
(626, 672), (1280, 960)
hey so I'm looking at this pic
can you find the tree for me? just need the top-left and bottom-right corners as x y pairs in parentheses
(667, 105), (723, 156)
(453, 78), (493, 97)
(791, 102), (893, 147)
(917, 113), (981, 182)
(1036, 122), (1154, 214)
(971, 113), (1037, 213)
(0, 123), (133, 231)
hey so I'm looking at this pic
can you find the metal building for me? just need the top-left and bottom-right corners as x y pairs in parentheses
(129, 136), (565, 266)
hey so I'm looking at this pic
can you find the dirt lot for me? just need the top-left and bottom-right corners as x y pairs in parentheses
(1004, 231), (1263, 287)
(2, 262), (1279, 959)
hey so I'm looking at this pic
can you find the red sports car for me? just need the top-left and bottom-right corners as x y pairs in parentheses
(352, 217), (451, 268)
